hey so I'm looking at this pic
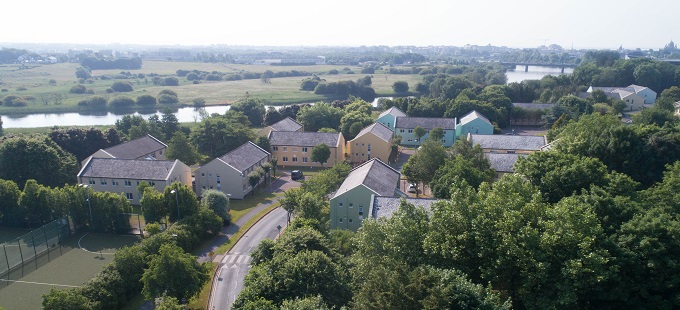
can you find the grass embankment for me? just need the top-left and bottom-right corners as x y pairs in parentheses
(0, 61), (423, 115)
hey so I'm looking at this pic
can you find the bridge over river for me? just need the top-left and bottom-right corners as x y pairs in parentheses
(502, 62), (577, 73)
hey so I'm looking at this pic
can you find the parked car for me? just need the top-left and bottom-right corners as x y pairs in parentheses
(291, 170), (304, 181)
(408, 183), (417, 193)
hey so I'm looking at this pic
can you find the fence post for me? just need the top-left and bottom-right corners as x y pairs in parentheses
(43, 229), (51, 262)
(3, 244), (10, 281)
(16, 239), (23, 269)
(31, 233), (38, 269)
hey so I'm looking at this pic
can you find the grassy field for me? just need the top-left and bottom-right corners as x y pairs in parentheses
(0, 61), (422, 114)
(0, 232), (139, 310)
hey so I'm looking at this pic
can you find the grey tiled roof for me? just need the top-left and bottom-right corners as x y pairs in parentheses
(378, 106), (407, 119)
(79, 158), (177, 180)
(103, 134), (166, 159)
(470, 134), (546, 151)
(459, 110), (491, 126)
(333, 159), (400, 199)
(395, 117), (456, 130)
(218, 141), (270, 173)
(269, 117), (303, 132)
(353, 123), (393, 142)
(269, 131), (342, 147)
(373, 196), (440, 219)
(485, 153), (525, 173)
(512, 103), (556, 110)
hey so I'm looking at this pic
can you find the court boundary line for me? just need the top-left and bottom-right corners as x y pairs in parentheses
(0, 279), (79, 288)
(77, 233), (116, 255)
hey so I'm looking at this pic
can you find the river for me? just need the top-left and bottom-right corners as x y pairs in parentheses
(505, 65), (573, 84)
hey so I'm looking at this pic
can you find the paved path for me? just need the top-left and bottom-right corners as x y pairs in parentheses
(196, 172), (298, 263)
(209, 207), (288, 310)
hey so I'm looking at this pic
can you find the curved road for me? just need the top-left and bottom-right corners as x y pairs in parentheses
(209, 207), (288, 310)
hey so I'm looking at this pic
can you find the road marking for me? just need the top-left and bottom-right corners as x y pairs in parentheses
(223, 254), (251, 265)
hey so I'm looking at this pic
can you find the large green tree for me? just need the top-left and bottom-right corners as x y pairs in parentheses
(296, 103), (345, 132)
(141, 243), (208, 301)
(311, 143), (331, 166)
(230, 97), (266, 127)
(0, 136), (78, 188)
(166, 132), (202, 165)
(190, 114), (254, 159)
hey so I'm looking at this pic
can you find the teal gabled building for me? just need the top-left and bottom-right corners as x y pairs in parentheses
(376, 106), (407, 131)
(375, 107), (494, 147)
(456, 110), (494, 137)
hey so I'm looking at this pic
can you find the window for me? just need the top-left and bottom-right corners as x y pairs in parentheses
(292, 157), (298, 162)
(136, 181), (140, 186)
(201, 172), (205, 177)
(283, 147), (288, 152)
(126, 193), (133, 200)
(355, 143), (359, 146)
(293, 147), (298, 152)
(338, 218), (343, 223)
(302, 147), (308, 153)
(348, 218), (353, 223)
(361, 143), (364, 146)
(507, 150), (516, 154)
(408, 129), (413, 133)
(273, 146), (279, 151)
(367, 144), (371, 151)
(209, 173), (212, 177)
(125, 180), (131, 187)
(339, 202), (343, 207)
(89, 178), (95, 185)
(400, 129), (405, 133)
(216, 175), (221, 184)
(355, 153), (359, 156)
(362, 153), (365, 157)
(282, 156), (289, 162)
(303, 157), (308, 163)
(368, 154), (371, 159)
(112, 180), (119, 186)
(202, 186), (206, 189)
(407, 139), (412, 142)
(100, 179), (107, 186)
(358, 207), (363, 216)
(349, 203), (353, 207)
(149, 181), (156, 186)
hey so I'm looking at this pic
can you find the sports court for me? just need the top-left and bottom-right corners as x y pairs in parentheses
(0, 230), (139, 310)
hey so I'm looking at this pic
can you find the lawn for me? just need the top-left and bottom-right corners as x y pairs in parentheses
(0, 61), (422, 115)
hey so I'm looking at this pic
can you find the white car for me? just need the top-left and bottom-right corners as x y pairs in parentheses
(408, 183), (417, 193)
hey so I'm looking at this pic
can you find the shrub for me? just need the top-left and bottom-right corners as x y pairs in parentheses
(163, 77), (179, 86)
(106, 88), (114, 93)
(158, 94), (178, 104)
(85, 89), (95, 94)
(70, 84), (87, 94)
(111, 81), (133, 92)
(109, 96), (135, 108)
(392, 81), (409, 93)
(329, 69), (339, 74)
(1, 89), (8, 92)
(136, 94), (157, 106)
(15, 86), (27, 91)
(48, 79), (57, 86)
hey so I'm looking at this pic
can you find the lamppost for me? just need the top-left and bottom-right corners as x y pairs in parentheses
(79, 184), (94, 230)
(170, 189), (179, 221)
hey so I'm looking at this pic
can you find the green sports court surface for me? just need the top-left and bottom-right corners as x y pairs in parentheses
(0, 232), (139, 310)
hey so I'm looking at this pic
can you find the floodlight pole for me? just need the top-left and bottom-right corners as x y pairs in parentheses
(171, 189), (180, 221)
(80, 184), (94, 230)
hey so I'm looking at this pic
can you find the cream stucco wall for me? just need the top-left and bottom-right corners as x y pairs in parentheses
(348, 133), (392, 164)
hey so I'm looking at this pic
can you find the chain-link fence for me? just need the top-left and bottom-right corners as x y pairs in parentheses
(0, 217), (71, 278)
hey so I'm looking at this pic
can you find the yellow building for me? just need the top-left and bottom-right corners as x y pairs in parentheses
(347, 123), (394, 164)
(268, 131), (345, 167)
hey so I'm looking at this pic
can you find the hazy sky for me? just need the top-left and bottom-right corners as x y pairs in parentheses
(1, 0), (678, 49)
